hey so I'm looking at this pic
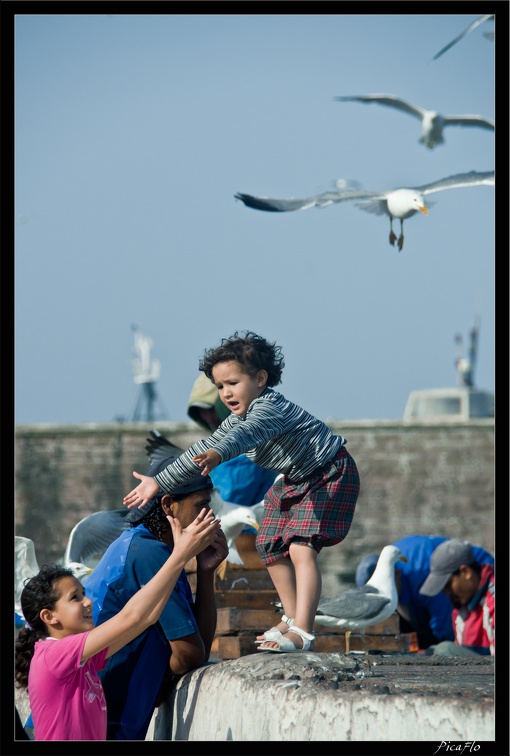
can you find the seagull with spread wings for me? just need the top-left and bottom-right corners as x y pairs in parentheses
(235, 169), (494, 251)
(431, 14), (494, 61)
(334, 94), (494, 150)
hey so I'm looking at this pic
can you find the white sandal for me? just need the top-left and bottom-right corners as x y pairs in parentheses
(254, 614), (294, 645)
(256, 625), (315, 653)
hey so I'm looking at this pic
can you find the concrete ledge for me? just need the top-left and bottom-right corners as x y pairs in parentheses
(148, 653), (495, 742)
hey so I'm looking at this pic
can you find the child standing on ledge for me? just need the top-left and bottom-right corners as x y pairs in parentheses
(124, 331), (360, 653)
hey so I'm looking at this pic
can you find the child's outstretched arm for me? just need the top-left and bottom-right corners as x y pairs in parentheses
(123, 471), (161, 509)
(82, 509), (220, 660)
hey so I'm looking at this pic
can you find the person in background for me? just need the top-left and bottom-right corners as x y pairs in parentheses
(419, 538), (495, 657)
(187, 372), (277, 506)
(84, 457), (228, 740)
(14, 509), (220, 740)
(355, 535), (494, 650)
(124, 331), (360, 654)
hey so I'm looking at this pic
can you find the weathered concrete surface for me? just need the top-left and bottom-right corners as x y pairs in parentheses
(148, 652), (495, 742)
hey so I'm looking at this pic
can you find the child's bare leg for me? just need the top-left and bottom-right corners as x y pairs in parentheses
(282, 543), (320, 649)
(256, 556), (296, 644)
(258, 544), (320, 650)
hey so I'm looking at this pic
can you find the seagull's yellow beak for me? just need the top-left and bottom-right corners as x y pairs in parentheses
(252, 522), (260, 531)
(399, 556), (408, 563)
(419, 206), (428, 215)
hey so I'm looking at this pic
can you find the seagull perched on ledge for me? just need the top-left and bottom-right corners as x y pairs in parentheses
(334, 94), (494, 149)
(235, 169), (494, 251)
(314, 545), (408, 654)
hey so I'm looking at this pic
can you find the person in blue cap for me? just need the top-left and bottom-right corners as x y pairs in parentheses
(354, 535), (493, 650)
(84, 456), (228, 740)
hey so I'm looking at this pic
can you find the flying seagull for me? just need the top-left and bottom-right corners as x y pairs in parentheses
(431, 14), (494, 61)
(64, 508), (131, 576)
(334, 94), (494, 150)
(314, 545), (407, 654)
(235, 169), (494, 251)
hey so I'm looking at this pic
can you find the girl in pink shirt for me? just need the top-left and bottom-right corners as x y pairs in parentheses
(15, 509), (220, 740)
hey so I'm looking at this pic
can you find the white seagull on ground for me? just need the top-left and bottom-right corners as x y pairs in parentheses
(334, 94), (494, 149)
(431, 14), (494, 61)
(314, 545), (407, 654)
(235, 169), (494, 251)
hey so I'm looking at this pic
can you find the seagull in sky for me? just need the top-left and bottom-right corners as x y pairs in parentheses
(431, 14), (494, 61)
(235, 169), (494, 251)
(334, 94), (494, 150)
(314, 545), (407, 654)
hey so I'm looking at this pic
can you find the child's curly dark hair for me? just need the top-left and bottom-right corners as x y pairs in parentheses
(199, 331), (285, 387)
(15, 563), (75, 688)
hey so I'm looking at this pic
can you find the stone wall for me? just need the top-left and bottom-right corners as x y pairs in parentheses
(14, 420), (494, 592)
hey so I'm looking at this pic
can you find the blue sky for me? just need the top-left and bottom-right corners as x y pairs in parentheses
(14, 10), (497, 425)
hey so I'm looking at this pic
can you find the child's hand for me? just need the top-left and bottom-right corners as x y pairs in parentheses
(123, 472), (161, 509)
(167, 508), (221, 563)
(193, 449), (222, 476)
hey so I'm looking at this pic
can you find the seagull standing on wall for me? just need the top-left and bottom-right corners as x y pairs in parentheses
(314, 545), (408, 654)
(235, 169), (494, 251)
(334, 94), (494, 150)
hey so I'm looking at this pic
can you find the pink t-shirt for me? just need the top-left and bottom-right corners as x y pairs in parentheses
(28, 632), (108, 740)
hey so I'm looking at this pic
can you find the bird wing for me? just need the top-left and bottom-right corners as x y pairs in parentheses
(414, 170), (495, 196)
(64, 509), (131, 566)
(432, 14), (494, 61)
(235, 188), (377, 213)
(145, 429), (184, 463)
(317, 589), (391, 621)
(335, 94), (427, 121)
(443, 115), (495, 130)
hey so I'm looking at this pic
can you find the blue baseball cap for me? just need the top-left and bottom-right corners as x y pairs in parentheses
(125, 455), (213, 524)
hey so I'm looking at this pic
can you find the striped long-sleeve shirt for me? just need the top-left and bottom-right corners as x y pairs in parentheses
(155, 388), (346, 493)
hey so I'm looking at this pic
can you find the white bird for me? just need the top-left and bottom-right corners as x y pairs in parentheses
(431, 14), (494, 61)
(210, 490), (259, 579)
(15, 509), (131, 621)
(235, 169), (494, 251)
(314, 545), (408, 654)
(64, 508), (131, 575)
(334, 94), (494, 150)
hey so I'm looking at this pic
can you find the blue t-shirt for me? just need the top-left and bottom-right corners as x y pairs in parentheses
(210, 454), (277, 506)
(84, 525), (197, 740)
(393, 535), (494, 643)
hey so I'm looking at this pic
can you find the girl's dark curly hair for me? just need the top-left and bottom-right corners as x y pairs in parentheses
(15, 563), (75, 688)
(199, 331), (285, 387)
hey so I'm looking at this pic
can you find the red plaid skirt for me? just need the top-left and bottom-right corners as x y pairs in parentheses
(255, 447), (359, 565)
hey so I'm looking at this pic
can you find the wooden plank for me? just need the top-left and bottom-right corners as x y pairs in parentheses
(217, 607), (280, 634)
(214, 569), (275, 591)
(313, 613), (400, 635)
(215, 607), (401, 635)
(216, 632), (411, 659)
(215, 590), (279, 609)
